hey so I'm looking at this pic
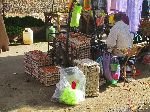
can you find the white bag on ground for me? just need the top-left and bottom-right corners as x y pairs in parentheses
(51, 66), (86, 105)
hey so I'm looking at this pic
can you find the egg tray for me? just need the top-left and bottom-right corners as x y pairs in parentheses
(24, 51), (54, 84)
(38, 66), (60, 86)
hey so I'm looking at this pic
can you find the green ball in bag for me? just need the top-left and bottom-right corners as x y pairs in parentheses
(60, 87), (77, 105)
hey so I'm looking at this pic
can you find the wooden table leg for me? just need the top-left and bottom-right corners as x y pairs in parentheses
(123, 57), (130, 86)
(123, 64), (127, 86)
(132, 65), (136, 79)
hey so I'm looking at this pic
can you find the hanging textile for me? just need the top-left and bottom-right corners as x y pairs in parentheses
(126, 0), (143, 33)
(107, 0), (114, 14)
(84, 0), (92, 11)
(110, 0), (117, 11)
(108, 14), (115, 25)
(70, 4), (82, 27)
(117, 0), (128, 13)
(107, 0), (128, 15)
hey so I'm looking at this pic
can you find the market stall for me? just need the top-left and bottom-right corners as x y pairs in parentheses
(23, 0), (149, 105)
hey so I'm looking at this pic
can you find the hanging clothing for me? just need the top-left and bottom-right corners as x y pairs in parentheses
(126, 0), (143, 33)
(107, 0), (128, 15)
(107, 0), (114, 14)
(117, 0), (128, 13)
(108, 14), (115, 25)
(110, 0), (117, 11)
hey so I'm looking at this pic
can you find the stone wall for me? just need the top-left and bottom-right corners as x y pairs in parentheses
(2, 0), (69, 20)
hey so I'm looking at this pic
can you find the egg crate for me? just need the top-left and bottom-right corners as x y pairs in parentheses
(74, 59), (100, 97)
(31, 66), (40, 79)
(69, 39), (91, 48)
(38, 66), (60, 86)
(31, 57), (52, 67)
(24, 66), (32, 75)
(70, 46), (91, 59)
(91, 42), (107, 60)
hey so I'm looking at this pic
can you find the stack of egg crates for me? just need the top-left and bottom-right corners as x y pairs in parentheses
(69, 32), (91, 60)
(24, 50), (52, 79)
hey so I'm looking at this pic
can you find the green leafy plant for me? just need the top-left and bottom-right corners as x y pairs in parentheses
(4, 16), (45, 27)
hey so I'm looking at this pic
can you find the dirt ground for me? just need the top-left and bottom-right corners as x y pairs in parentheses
(0, 42), (150, 112)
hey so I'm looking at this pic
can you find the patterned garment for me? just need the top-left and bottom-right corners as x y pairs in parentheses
(106, 21), (134, 53)
(126, 0), (143, 33)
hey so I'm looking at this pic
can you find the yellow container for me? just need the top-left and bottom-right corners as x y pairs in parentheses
(23, 28), (33, 44)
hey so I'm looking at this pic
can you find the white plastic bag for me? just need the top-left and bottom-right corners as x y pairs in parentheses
(51, 66), (86, 105)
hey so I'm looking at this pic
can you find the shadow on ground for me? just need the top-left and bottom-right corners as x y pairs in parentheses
(0, 55), (71, 112)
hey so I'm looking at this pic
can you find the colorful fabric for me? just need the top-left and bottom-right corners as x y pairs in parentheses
(107, 0), (143, 33)
(102, 53), (113, 81)
(110, 56), (120, 80)
(109, 14), (115, 25)
(110, 0), (117, 11)
(107, 0), (114, 14)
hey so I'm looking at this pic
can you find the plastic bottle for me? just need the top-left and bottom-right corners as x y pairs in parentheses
(46, 26), (56, 41)
(23, 28), (33, 44)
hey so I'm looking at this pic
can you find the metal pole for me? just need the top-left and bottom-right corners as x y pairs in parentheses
(65, 0), (76, 67)
(91, 0), (100, 39)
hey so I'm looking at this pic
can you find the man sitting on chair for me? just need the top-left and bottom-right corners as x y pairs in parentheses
(106, 13), (134, 57)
